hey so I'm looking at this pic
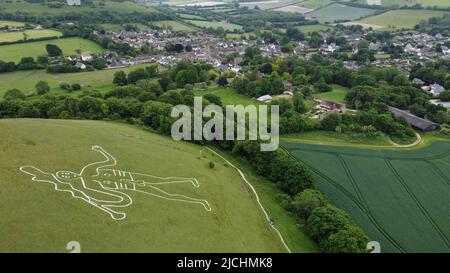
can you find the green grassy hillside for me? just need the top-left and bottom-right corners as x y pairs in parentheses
(0, 0), (156, 15)
(0, 37), (103, 63)
(0, 119), (317, 252)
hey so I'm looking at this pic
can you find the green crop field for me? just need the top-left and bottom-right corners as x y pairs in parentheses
(0, 63), (154, 97)
(0, 118), (306, 252)
(355, 9), (448, 29)
(312, 84), (349, 103)
(184, 20), (243, 31)
(0, 37), (103, 63)
(0, 29), (62, 43)
(0, 0), (156, 15)
(282, 141), (450, 253)
(305, 3), (379, 23)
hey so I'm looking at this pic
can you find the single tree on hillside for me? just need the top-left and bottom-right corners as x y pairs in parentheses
(113, 71), (128, 86)
(45, 44), (62, 57)
(35, 81), (50, 95)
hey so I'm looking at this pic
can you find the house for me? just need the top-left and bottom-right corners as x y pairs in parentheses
(81, 53), (93, 62)
(256, 95), (272, 102)
(67, 0), (81, 6)
(412, 78), (425, 86)
(75, 62), (86, 70)
(68, 55), (77, 62)
(388, 106), (440, 131)
(429, 83), (445, 97)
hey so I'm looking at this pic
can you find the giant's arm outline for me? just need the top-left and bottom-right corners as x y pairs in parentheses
(80, 145), (117, 176)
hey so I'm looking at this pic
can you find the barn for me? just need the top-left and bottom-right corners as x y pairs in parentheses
(388, 106), (440, 132)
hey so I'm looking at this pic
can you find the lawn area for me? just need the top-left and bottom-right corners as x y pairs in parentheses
(194, 87), (262, 106)
(184, 20), (243, 31)
(312, 84), (349, 103)
(355, 9), (449, 29)
(0, 63), (151, 97)
(152, 20), (198, 32)
(305, 3), (379, 23)
(0, 29), (62, 43)
(0, 37), (103, 63)
(0, 119), (289, 252)
(282, 140), (450, 253)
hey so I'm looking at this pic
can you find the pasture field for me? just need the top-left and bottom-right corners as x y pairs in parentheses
(312, 84), (349, 103)
(418, 0), (450, 7)
(360, 0), (413, 6)
(274, 5), (313, 14)
(0, 37), (103, 63)
(0, 0), (155, 14)
(184, 20), (243, 31)
(0, 29), (62, 43)
(305, 3), (379, 23)
(0, 21), (25, 28)
(297, 0), (333, 9)
(152, 20), (198, 32)
(0, 118), (296, 252)
(0, 63), (152, 97)
(355, 9), (448, 29)
(297, 24), (335, 34)
(177, 13), (206, 20)
(194, 86), (262, 106)
(240, 0), (304, 10)
(282, 141), (450, 253)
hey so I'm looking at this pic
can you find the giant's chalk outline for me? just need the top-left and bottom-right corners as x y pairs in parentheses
(19, 145), (211, 220)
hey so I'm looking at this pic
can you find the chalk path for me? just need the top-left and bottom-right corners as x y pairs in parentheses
(204, 147), (292, 253)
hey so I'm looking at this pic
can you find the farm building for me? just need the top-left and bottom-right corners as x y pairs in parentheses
(388, 106), (440, 132)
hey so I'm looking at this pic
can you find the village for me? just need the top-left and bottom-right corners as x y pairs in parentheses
(2, 20), (448, 121)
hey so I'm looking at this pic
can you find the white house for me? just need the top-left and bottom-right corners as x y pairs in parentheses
(67, 0), (81, 6)
(81, 53), (93, 62)
(75, 62), (86, 70)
